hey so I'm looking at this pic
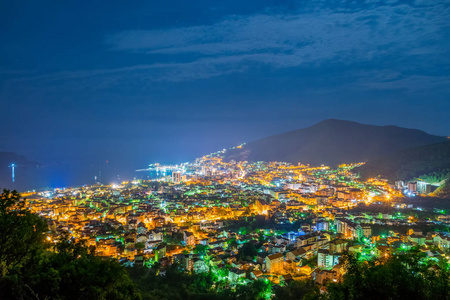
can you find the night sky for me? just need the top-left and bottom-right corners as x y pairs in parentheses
(1, 0), (450, 190)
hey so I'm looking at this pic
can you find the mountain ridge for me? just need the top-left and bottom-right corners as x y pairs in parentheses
(224, 119), (447, 166)
(0, 152), (38, 167)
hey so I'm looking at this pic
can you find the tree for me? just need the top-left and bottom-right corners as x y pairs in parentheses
(0, 189), (141, 300)
(228, 238), (238, 250)
(0, 189), (48, 277)
(163, 231), (183, 245)
(233, 280), (272, 299)
(128, 263), (222, 300)
(49, 238), (140, 300)
(194, 244), (209, 256)
(258, 234), (267, 243)
(135, 242), (145, 254)
(238, 242), (259, 261)
(274, 280), (318, 300)
(323, 252), (450, 300)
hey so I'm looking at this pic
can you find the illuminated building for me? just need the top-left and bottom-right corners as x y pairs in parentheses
(172, 171), (182, 183)
(265, 253), (284, 273)
(317, 249), (340, 268)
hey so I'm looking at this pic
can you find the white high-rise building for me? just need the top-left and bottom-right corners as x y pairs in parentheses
(172, 172), (182, 183)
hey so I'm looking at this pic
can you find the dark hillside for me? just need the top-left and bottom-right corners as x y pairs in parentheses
(224, 119), (447, 166)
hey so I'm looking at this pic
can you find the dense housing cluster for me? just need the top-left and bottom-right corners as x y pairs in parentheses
(22, 153), (450, 289)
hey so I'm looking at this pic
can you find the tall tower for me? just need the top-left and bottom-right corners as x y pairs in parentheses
(11, 163), (15, 183)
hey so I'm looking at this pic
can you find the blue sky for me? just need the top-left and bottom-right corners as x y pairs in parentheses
(1, 0), (450, 187)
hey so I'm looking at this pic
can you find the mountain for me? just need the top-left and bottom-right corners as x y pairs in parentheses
(357, 141), (450, 198)
(0, 152), (38, 168)
(357, 140), (450, 181)
(224, 119), (447, 166)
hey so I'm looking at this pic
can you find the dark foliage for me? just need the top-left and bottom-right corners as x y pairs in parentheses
(0, 189), (140, 300)
(358, 141), (450, 183)
(0, 189), (47, 277)
(323, 252), (450, 300)
(273, 280), (318, 300)
(128, 262), (275, 300)
(238, 242), (259, 260)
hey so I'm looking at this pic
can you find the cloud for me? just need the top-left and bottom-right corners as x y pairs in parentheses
(3, 0), (450, 87)
(106, 1), (449, 74)
(356, 73), (450, 92)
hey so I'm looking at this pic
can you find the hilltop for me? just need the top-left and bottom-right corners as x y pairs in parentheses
(224, 119), (447, 166)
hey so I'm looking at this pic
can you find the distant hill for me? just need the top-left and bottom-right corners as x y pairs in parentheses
(357, 141), (450, 181)
(224, 119), (447, 166)
(0, 152), (38, 167)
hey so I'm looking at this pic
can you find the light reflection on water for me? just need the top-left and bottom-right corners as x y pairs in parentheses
(0, 164), (166, 192)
